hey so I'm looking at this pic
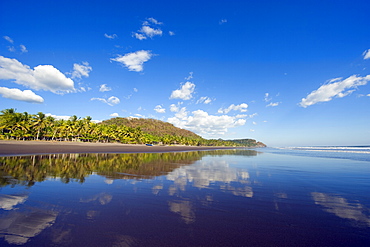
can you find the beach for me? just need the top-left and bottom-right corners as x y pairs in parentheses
(0, 140), (239, 156)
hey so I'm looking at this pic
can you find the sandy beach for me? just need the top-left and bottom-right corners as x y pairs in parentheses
(0, 140), (240, 156)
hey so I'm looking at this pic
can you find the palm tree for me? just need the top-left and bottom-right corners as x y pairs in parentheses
(0, 108), (17, 138)
(32, 112), (46, 140)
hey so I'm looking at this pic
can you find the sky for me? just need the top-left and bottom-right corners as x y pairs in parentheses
(1, 0), (370, 147)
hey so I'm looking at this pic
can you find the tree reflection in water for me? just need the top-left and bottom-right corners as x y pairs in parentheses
(0, 150), (258, 187)
(1, 149), (369, 246)
(0, 150), (259, 246)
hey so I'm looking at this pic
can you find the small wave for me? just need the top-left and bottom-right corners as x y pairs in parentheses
(278, 146), (370, 154)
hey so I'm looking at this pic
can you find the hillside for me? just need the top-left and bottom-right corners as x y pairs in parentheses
(101, 117), (201, 139)
(101, 117), (266, 147)
(226, 139), (267, 147)
(0, 108), (265, 147)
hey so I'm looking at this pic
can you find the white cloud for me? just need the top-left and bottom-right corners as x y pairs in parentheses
(0, 56), (75, 94)
(219, 19), (227, 24)
(217, 103), (248, 114)
(79, 86), (90, 92)
(174, 107), (188, 119)
(170, 104), (179, 112)
(185, 72), (193, 80)
(99, 84), (111, 92)
(107, 96), (120, 105)
(133, 18), (163, 40)
(196, 96), (212, 104)
(363, 49), (370, 60)
(104, 33), (117, 39)
(20, 44), (27, 53)
(140, 26), (163, 38)
(154, 105), (166, 113)
(146, 17), (163, 25)
(3, 36), (14, 43)
(266, 102), (280, 107)
(170, 81), (195, 100)
(111, 50), (153, 72)
(299, 75), (370, 107)
(133, 88), (138, 92)
(91, 96), (120, 106)
(168, 109), (246, 138)
(169, 31), (175, 36)
(72, 62), (92, 79)
(264, 93), (271, 102)
(110, 113), (119, 117)
(45, 113), (71, 120)
(134, 33), (147, 40)
(249, 113), (258, 118)
(7, 46), (15, 52)
(0, 87), (44, 103)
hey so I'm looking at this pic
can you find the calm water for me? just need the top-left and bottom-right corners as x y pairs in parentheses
(0, 148), (369, 246)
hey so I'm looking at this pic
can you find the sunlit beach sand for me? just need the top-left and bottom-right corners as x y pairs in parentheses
(0, 140), (241, 156)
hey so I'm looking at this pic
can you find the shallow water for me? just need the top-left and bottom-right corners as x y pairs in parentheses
(0, 149), (369, 246)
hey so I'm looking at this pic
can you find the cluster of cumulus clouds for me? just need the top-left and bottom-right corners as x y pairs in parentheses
(0, 17), (173, 104)
(149, 73), (251, 138)
(103, 19), (253, 138)
(1, 19), (370, 138)
(109, 17), (174, 72)
(0, 55), (91, 103)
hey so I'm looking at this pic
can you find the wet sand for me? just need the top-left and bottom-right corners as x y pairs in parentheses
(0, 140), (239, 156)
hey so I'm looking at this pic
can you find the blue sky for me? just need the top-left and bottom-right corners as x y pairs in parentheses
(1, 0), (370, 147)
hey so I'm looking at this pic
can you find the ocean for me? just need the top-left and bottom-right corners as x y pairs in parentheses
(263, 145), (370, 162)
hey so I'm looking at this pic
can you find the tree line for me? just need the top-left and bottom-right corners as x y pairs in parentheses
(0, 108), (264, 147)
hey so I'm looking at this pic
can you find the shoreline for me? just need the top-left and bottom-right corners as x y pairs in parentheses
(0, 140), (244, 156)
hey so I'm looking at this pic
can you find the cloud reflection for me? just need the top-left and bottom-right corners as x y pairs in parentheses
(0, 209), (57, 245)
(0, 194), (28, 210)
(169, 199), (195, 224)
(80, 192), (113, 205)
(166, 159), (252, 197)
(311, 192), (370, 227)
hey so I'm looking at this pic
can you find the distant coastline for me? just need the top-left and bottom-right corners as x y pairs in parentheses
(0, 140), (249, 156)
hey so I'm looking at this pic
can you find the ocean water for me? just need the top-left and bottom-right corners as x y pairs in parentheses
(0, 149), (369, 246)
(263, 145), (370, 162)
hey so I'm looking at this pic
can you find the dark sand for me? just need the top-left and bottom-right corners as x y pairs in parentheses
(0, 140), (240, 156)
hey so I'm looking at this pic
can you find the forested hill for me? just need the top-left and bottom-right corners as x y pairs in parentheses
(0, 108), (265, 147)
(101, 117), (201, 139)
(102, 117), (266, 147)
(226, 139), (266, 147)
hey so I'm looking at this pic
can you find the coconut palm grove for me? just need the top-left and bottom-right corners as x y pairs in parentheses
(0, 108), (265, 147)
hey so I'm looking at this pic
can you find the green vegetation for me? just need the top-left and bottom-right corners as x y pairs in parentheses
(102, 117), (201, 138)
(226, 138), (266, 147)
(0, 108), (266, 147)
